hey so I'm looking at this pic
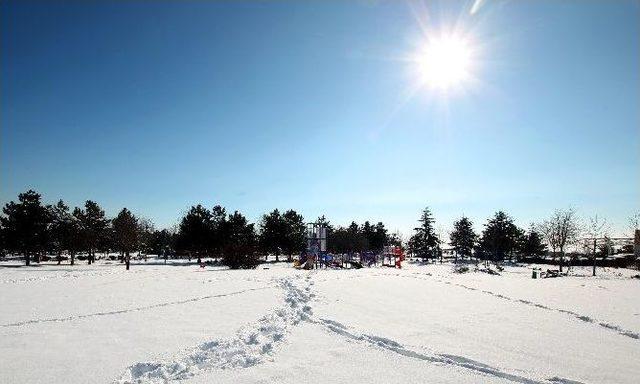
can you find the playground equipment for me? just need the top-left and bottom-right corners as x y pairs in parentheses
(361, 251), (377, 267)
(294, 222), (328, 269)
(382, 246), (405, 268)
(294, 223), (403, 270)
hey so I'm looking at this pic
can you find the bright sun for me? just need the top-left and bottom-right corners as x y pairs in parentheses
(418, 34), (472, 91)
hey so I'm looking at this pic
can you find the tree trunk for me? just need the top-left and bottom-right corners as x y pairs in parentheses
(558, 249), (564, 272)
(125, 251), (130, 270)
(57, 250), (62, 265)
(25, 251), (30, 266)
(71, 251), (75, 266)
(592, 238), (597, 277)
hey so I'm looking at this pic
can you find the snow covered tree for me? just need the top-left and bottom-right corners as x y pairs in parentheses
(449, 216), (476, 262)
(0, 190), (50, 265)
(112, 208), (139, 270)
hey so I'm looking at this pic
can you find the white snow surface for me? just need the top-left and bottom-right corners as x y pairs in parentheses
(1, 260), (639, 384)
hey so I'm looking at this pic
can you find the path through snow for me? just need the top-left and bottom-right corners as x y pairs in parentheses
(116, 275), (313, 383)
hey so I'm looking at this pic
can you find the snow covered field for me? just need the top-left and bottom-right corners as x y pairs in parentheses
(1, 261), (639, 384)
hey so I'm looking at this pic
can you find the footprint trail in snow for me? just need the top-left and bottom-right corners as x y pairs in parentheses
(116, 275), (313, 384)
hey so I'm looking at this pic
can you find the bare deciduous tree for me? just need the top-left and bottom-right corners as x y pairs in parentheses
(586, 215), (609, 276)
(628, 212), (640, 237)
(539, 208), (580, 272)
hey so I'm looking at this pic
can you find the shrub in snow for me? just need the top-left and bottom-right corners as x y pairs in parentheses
(222, 247), (261, 269)
(475, 266), (501, 276)
(453, 265), (469, 274)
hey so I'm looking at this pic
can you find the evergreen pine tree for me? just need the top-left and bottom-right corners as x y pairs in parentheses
(282, 210), (305, 262)
(210, 205), (227, 258)
(478, 211), (521, 263)
(259, 209), (284, 261)
(0, 190), (50, 265)
(371, 222), (389, 252)
(76, 200), (109, 264)
(522, 225), (547, 260)
(347, 222), (366, 253)
(112, 208), (139, 270)
(177, 205), (213, 263)
(49, 200), (77, 264)
(222, 211), (259, 269)
(361, 221), (374, 251)
(449, 216), (477, 262)
(411, 207), (440, 261)
(150, 229), (175, 260)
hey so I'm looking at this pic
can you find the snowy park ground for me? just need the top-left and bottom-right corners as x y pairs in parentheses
(1, 260), (639, 384)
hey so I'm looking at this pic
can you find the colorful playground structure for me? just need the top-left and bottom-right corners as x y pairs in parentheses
(381, 245), (405, 268)
(294, 223), (404, 270)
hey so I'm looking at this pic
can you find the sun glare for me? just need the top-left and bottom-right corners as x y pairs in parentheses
(417, 34), (473, 91)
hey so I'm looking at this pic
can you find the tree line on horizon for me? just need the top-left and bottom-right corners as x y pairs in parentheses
(0, 190), (398, 269)
(1, 190), (637, 273)
(407, 207), (638, 275)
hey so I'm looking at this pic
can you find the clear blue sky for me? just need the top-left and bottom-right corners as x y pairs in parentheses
(1, 0), (639, 237)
